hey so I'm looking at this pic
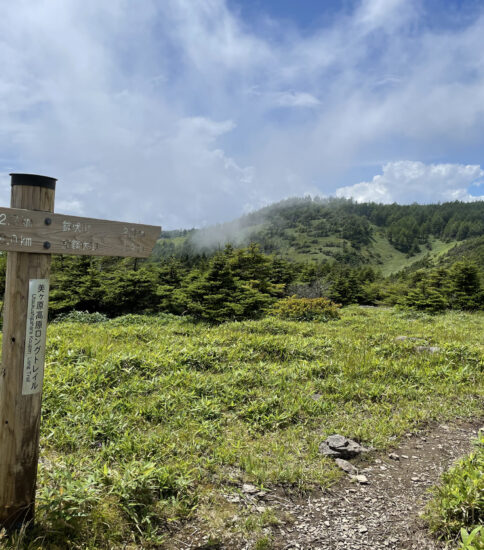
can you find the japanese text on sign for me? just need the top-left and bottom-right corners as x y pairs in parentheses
(22, 279), (49, 395)
(0, 206), (161, 258)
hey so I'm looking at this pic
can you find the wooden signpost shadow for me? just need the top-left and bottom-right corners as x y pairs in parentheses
(0, 174), (160, 528)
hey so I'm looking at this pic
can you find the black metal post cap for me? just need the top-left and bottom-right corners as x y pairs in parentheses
(10, 174), (57, 190)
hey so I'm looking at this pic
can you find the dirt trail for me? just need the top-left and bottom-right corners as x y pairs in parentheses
(175, 419), (482, 550)
(269, 420), (482, 550)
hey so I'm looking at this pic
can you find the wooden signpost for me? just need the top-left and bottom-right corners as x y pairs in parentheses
(0, 174), (161, 528)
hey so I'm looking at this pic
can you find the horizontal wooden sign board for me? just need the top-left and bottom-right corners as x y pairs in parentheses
(0, 207), (161, 258)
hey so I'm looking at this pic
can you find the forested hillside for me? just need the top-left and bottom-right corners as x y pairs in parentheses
(154, 198), (484, 269)
(1, 199), (482, 321)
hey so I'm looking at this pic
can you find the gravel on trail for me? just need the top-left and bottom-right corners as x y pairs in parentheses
(167, 420), (482, 550)
(270, 420), (481, 550)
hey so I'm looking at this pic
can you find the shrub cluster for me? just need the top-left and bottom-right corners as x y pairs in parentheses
(402, 262), (484, 313)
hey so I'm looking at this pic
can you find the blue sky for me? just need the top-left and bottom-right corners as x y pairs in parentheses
(228, 0), (353, 32)
(0, 0), (483, 228)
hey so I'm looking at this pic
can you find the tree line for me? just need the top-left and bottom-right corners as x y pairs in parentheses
(155, 198), (484, 263)
(0, 199), (482, 322)
(0, 243), (478, 323)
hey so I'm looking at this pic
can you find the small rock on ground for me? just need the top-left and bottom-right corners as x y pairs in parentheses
(319, 434), (368, 459)
(270, 420), (481, 550)
(161, 420), (482, 550)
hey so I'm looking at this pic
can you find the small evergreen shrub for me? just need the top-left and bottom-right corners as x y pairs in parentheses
(403, 262), (484, 314)
(426, 433), (484, 547)
(269, 296), (341, 322)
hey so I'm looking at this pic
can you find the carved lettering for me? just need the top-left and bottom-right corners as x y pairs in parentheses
(62, 220), (92, 233)
(0, 207), (160, 257)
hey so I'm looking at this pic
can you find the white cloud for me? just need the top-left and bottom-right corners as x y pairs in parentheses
(164, 0), (272, 74)
(335, 161), (484, 203)
(0, 0), (260, 227)
(355, 0), (417, 32)
(275, 91), (320, 108)
(0, 1), (484, 228)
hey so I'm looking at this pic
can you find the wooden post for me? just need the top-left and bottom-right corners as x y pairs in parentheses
(0, 174), (56, 528)
(0, 174), (159, 531)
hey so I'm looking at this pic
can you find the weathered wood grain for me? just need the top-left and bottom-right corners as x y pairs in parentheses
(0, 184), (55, 527)
(0, 207), (161, 258)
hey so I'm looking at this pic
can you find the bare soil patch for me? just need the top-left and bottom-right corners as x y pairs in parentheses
(172, 419), (482, 549)
(269, 419), (482, 550)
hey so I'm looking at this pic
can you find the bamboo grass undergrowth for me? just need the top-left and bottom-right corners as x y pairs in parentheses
(0, 307), (482, 548)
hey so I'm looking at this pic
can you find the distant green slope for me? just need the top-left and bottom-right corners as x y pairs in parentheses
(375, 235), (457, 276)
(154, 198), (484, 276)
(438, 235), (484, 269)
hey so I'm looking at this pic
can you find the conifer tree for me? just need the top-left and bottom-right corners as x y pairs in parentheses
(49, 256), (104, 314)
(404, 268), (449, 312)
(177, 249), (275, 322)
(102, 262), (160, 315)
(329, 268), (362, 305)
(447, 261), (483, 310)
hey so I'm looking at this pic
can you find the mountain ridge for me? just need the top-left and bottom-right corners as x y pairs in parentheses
(154, 197), (484, 275)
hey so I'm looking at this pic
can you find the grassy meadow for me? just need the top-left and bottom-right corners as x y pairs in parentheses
(1, 307), (483, 548)
(426, 432), (484, 549)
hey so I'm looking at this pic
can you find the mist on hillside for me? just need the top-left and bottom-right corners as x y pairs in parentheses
(187, 196), (342, 252)
(190, 219), (254, 252)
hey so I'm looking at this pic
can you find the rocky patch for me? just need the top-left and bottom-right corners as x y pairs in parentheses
(319, 435), (369, 459)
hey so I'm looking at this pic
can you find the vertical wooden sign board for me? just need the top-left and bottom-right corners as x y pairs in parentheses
(0, 174), (160, 529)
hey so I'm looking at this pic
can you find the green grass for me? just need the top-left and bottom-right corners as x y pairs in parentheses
(425, 433), (484, 549)
(1, 308), (483, 548)
(157, 221), (462, 277)
(373, 233), (456, 276)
